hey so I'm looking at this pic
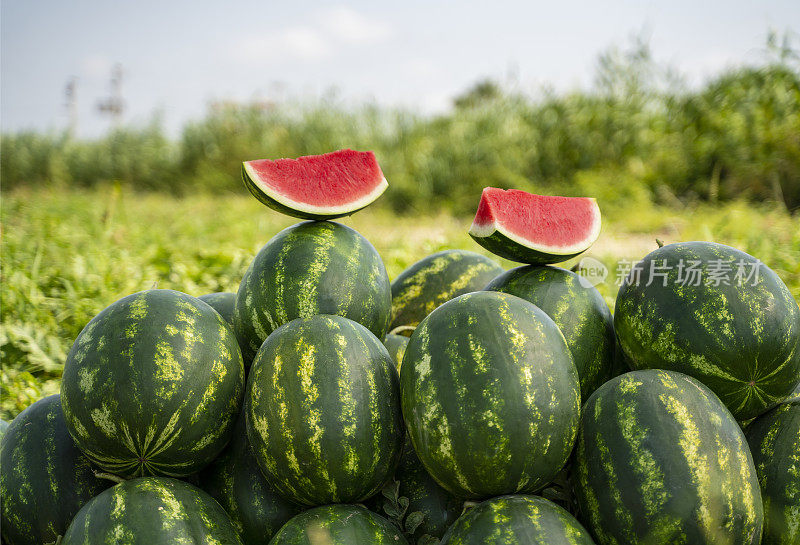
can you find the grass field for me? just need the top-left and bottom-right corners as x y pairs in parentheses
(2, 187), (799, 420)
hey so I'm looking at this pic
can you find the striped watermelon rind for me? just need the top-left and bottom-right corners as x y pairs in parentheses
(384, 333), (409, 370)
(198, 292), (236, 326)
(573, 369), (763, 545)
(270, 504), (409, 544)
(485, 265), (616, 399)
(60, 289), (245, 478)
(401, 291), (581, 499)
(61, 477), (242, 544)
(199, 412), (301, 543)
(614, 241), (800, 420)
(246, 314), (403, 506)
(234, 220), (391, 362)
(440, 495), (595, 545)
(0, 395), (112, 545)
(745, 400), (800, 545)
(390, 249), (504, 334)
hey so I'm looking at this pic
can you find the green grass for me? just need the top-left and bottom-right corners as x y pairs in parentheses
(2, 187), (798, 420)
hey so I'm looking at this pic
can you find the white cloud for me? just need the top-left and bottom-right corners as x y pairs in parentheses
(231, 6), (392, 66)
(234, 26), (332, 64)
(317, 6), (393, 45)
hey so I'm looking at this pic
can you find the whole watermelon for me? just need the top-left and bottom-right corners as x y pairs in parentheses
(614, 241), (800, 420)
(573, 369), (763, 545)
(247, 315), (403, 506)
(745, 400), (800, 545)
(270, 504), (408, 545)
(390, 249), (503, 334)
(485, 265), (616, 399)
(0, 395), (111, 545)
(62, 477), (242, 544)
(61, 289), (245, 478)
(384, 333), (409, 369)
(401, 291), (580, 499)
(0, 419), (8, 442)
(234, 221), (391, 362)
(440, 495), (595, 545)
(199, 291), (236, 325)
(199, 412), (302, 544)
(371, 436), (463, 541)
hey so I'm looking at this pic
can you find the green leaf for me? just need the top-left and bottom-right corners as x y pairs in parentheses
(405, 510), (425, 534)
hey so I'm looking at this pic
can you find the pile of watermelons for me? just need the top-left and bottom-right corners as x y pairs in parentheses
(1, 149), (799, 545)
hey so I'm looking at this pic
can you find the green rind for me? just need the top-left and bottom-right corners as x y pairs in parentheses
(242, 164), (383, 220)
(400, 291), (581, 499)
(441, 495), (596, 545)
(573, 369), (763, 545)
(61, 289), (245, 478)
(0, 395), (111, 545)
(745, 401), (800, 545)
(485, 265), (616, 399)
(614, 241), (800, 420)
(0, 419), (8, 443)
(470, 231), (587, 265)
(390, 250), (503, 333)
(234, 221), (391, 362)
(62, 477), (242, 544)
(384, 333), (409, 370)
(246, 315), (403, 506)
(199, 412), (302, 544)
(269, 504), (409, 545)
(199, 292), (236, 326)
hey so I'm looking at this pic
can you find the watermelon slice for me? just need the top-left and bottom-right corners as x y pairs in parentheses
(242, 149), (388, 219)
(469, 187), (601, 264)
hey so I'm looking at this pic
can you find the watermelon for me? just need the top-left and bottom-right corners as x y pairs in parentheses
(60, 289), (245, 478)
(199, 291), (236, 325)
(199, 412), (302, 543)
(270, 504), (408, 544)
(614, 241), (800, 420)
(400, 291), (580, 499)
(242, 149), (388, 220)
(246, 314), (403, 506)
(61, 477), (242, 544)
(573, 369), (763, 545)
(384, 333), (409, 369)
(485, 265), (616, 399)
(745, 400), (800, 545)
(390, 249), (504, 334)
(468, 187), (601, 264)
(371, 436), (463, 541)
(234, 220), (391, 362)
(440, 495), (595, 545)
(0, 395), (111, 545)
(0, 419), (8, 442)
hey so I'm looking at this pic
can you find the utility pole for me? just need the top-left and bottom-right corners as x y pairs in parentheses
(96, 63), (125, 128)
(64, 77), (78, 137)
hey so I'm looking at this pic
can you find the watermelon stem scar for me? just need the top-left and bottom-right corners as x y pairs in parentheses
(93, 470), (126, 484)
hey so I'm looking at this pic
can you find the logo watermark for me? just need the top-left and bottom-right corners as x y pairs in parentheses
(574, 257), (762, 288)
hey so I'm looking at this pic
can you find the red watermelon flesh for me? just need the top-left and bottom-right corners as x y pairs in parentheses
(469, 187), (601, 264)
(242, 149), (388, 219)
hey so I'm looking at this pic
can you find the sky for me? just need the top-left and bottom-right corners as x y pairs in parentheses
(2, 0), (799, 137)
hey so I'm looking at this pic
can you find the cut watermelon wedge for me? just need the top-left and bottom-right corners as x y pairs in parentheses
(469, 187), (601, 264)
(242, 149), (388, 219)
